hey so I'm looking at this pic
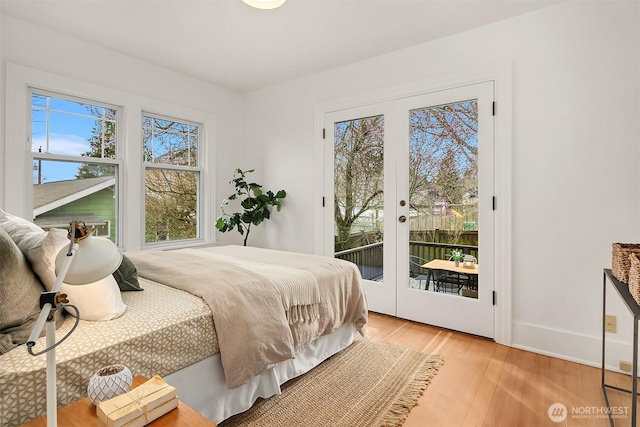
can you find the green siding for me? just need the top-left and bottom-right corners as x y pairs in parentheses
(36, 188), (117, 242)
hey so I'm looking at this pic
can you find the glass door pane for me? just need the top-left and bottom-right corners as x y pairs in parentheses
(333, 115), (385, 282)
(408, 100), (479, 298)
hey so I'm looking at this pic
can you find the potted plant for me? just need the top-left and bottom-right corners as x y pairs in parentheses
(215, 168), (286, 246)
(450, 249), (463, 267)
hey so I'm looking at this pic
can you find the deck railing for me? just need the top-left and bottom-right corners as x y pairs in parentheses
(335, 242), (384, 281)
(335, 241), (479, 281)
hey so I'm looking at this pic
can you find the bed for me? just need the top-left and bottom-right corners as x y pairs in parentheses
(0, 234), (367, 426)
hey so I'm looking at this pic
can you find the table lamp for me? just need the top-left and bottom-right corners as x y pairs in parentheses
(26, 220), (123, 427)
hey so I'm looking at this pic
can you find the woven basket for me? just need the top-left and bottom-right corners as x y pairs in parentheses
(612, 243), (640, 283)
(629, 253), (640, 306)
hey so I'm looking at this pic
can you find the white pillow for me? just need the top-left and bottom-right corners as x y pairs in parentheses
(27, 228), (69, 290)
(0, 209), (45, 253)
(26, 228), (126, 321)
(61, 276), (127, 321)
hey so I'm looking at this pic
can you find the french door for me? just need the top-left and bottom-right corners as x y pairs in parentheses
(324, 102), (397, 315)
(325, 82), (495, 338)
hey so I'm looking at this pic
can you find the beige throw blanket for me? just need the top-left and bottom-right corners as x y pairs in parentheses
(126, 246), (368, 389)
(180, 249), (321, 324)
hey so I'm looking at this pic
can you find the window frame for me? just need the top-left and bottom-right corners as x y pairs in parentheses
(29, 87), (124, 245)
(4, 63), (216, 251)
(142, 111), (203, 246)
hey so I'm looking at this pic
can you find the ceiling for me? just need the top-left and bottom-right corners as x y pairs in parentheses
(0, 0), (559, 93)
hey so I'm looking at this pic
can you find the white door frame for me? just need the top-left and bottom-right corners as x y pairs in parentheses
(313, 62), (513, 346)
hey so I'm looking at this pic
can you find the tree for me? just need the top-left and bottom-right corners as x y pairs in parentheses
(409, 101), (478, 204)
(332, 100), (479, 250)
(145, 169), (198, 242)
(76, 106), (117, 178)
(142, 116), (198, 166)
(333, 116), (384, 251)
(409, 101), (478, 243)
(434, 147), (464, 204)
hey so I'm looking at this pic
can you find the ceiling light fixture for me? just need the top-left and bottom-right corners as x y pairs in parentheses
(242, 0), (286, 10)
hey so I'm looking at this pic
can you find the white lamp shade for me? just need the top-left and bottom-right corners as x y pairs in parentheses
(55, 236), (123, 285)
(242, 0), (286, 9)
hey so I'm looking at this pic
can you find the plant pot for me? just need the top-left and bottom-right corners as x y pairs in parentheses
(87, 364), (132, 405)
(454, 261), (460, 267)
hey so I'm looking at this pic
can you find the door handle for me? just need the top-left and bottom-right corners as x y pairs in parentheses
(398, 215), (406, 223)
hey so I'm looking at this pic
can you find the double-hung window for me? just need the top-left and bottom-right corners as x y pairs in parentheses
(30, 90), (121, 242)
(142, 114), (201, 244)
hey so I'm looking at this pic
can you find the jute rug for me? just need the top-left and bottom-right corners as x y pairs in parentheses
(220, 337), (444, 427)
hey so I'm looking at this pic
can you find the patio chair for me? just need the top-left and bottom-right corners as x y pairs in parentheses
(432, 269), (465, 294)
(433, 256), (471, 294)
(409, 255), (432, 291)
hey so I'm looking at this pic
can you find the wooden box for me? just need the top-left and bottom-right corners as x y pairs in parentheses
(97, 375), (178, 427)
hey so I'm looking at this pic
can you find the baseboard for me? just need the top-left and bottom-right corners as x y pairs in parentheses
(512, 321), (636, 374)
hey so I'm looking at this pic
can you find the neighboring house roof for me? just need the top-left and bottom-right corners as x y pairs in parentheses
(34, 213), (108, 229)
(33, 176), (115, 216)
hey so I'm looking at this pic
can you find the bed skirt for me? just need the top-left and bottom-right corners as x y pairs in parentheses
(165, 323), (357, 423)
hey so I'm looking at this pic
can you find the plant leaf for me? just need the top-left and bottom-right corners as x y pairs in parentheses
(250, 185), (263, 197)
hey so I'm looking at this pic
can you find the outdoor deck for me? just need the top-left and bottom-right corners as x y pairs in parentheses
(335, 241), (478, 282)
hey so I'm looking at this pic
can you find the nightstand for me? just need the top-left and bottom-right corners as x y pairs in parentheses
(19, 376), (217, 427)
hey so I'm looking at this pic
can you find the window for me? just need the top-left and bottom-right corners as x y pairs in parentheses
(30, 90), (120, 243)
(142, 114), (200, 243)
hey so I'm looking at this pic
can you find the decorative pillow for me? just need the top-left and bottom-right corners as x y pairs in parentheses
(0, 209), (46, 253)
(113, 254), (143, 291)
(26, 228), (69, 291)
(60, 276), (127, 321)
(0, 228), (63, 355)
(26, 228), (127, 321)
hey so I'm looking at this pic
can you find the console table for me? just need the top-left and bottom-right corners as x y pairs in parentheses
(602, 268), (639, 427)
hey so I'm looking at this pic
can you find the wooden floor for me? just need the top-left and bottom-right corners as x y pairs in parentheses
(367, 312), (636, 427)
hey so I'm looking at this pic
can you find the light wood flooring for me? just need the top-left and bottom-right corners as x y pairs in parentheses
(366, 312), (636, 427)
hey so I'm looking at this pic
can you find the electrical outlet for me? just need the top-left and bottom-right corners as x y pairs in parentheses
(620, 360), (632, 373)
(605, 315), (617, 333)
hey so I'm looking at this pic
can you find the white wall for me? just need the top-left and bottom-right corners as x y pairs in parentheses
(0, 14), (245, 247)
(243, 1), (640, 367)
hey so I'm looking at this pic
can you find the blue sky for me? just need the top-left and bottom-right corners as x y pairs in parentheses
(31, 94), (113, 183)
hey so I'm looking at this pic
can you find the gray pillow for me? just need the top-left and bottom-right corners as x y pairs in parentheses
(0, 228), (63, 354)
(113, 254), (143, 292)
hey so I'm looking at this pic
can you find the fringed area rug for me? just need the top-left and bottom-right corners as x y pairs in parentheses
(220, 337), (444, 427)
